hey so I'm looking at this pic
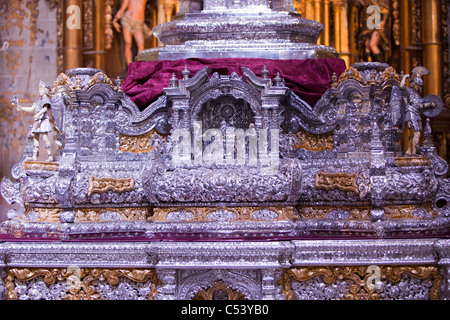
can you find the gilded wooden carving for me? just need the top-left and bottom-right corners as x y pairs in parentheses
(151, 206), (297, 222)
(338, 67), (367, 85)
(74, 207), (149, 222)
(88, 176), (134, 196)
(294, 129), (334, 152)
(314, 172), (359, 194)
(394, 157), (431, 167)
(297, 206), (370, 220)
(4, 267), (160, 300)
(281, 265), (442, 300)
(119, 130), (166, 153)
(23, 161), (60, 172)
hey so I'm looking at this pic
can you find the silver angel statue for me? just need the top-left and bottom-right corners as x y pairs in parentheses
(12, 81), (65, 161)
(391, 67), (443, 155)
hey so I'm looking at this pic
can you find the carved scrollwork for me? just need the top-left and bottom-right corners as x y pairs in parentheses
(281, 265), (442, 300)
(85, 71), (116, 91)
(297, 206), (370, 220)
(314, 171), (359, 194)
(337, 67), (367, 86)
(152, 206), (296, 222)
(74, 207), (149, 222)
(143, 159), (302, 204)
(4, 267), (160, 300)
(119, 129), (167, 153)
(293, 129), (334, 151)
(88, 176), (135, 196)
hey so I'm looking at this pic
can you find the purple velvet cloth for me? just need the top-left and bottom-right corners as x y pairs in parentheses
(122, 58), (347, 110)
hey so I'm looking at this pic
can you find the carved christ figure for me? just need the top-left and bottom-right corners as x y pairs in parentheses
(113, 0), (151, 66)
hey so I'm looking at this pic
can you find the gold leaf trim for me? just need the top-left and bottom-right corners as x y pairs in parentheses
(74, 207), (149, 222)
(23, 161), (60, 171)
(314, 171), (359, 193)
(5, 267), (160, 300)
(297, 206), (370, 220)
(280, 265), (442, 300)
(338, 67), (367, 85)
(294, 129), (334, 151)
(88, 176), (134, 196)
(151, 206), (296, 222)
(119, 130), (166, 153)
(394, 157), (431, 167)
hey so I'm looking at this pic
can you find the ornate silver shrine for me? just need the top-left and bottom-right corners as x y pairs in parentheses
(1, 0), (450, 301)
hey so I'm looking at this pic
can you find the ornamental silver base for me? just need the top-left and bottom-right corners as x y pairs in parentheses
(1, 239), (449, 300)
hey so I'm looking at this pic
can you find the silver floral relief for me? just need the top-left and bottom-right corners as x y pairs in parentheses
(95, 278), (154, 300)
(11, 275), (154, 300)
(0, 177), (25, 219)
(289, 273), (435, 300)
(144, 161), (302, 204)
(13, 277), (68, 300)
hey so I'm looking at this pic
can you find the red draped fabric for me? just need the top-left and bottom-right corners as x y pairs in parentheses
(122, 58), (347, 110)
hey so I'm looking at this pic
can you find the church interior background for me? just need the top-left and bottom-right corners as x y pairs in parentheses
(0, 0), (449, 301)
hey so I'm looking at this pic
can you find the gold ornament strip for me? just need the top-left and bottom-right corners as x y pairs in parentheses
(384, 204), (438, 220)
(23, 161), (60, 171)
(74, 207), (149, 222)
(297, 206), (370, 220)
(314, 171), (359, 194)
(294, 129), (334, 152)
(23, 208), (61, 223)
(5, 267), (160, 300)
(88, 176), (134, 196)
(119, 129), (166, 153)
(298, 204), (438, 221)
(151, 206), (296, 222)
(394, 157), (431, 167)
(280, 265), (442, 300)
